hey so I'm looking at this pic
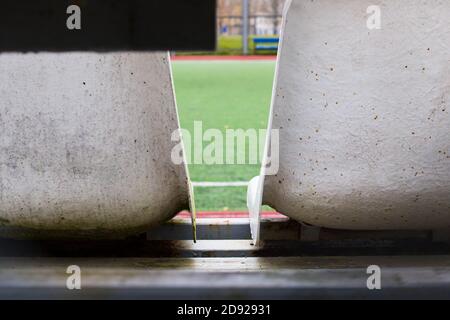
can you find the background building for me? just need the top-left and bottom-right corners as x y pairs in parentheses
(218, 0), (286, 36)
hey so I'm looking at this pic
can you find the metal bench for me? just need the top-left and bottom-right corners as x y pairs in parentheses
(253, 37), (279, 53)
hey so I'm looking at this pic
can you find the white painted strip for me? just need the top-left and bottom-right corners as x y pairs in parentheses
(192, 182), (249, 188)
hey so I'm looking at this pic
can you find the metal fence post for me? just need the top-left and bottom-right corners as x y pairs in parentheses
(242, 0), (249, 55)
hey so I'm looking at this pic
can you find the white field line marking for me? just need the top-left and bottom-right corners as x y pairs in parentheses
(192, 182), (249, 188)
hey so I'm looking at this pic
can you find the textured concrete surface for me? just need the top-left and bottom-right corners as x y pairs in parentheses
(0, 52), (189, 239)
(264, 0), (450, 230)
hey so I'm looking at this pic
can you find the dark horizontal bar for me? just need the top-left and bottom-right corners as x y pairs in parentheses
(2, 257), (450, 299)
(0, 239), (449, 258)
(5, 285), (450, 300)
(0, 0), (216, 52)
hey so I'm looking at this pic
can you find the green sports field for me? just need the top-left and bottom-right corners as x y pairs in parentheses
(172, 60), (276, 211)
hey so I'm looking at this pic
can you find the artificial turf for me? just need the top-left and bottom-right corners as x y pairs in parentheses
(172, 60), (276, 211)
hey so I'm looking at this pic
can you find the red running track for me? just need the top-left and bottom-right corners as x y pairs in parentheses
(171, 55), (277, 62)
(176, 211), (286, 219)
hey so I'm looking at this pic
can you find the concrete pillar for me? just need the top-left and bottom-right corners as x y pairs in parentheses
(0, 52), (190, 239)
(257, 0), (450, 232)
